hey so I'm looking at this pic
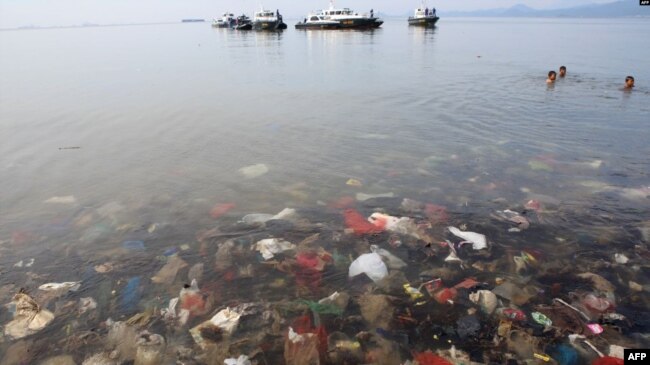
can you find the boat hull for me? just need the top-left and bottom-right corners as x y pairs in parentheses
(212, 22), (233, 28)
(295, 22), (341, 30)
(337, 18), (383, 29)
(234, 23), (252, 30)
(408, 16), (439, 27)
(252, 20), (287, 31)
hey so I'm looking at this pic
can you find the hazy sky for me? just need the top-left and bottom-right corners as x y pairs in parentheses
(0, 0), (618, 28)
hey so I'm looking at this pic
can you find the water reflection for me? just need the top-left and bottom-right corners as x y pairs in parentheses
(409, 25), (437, 44)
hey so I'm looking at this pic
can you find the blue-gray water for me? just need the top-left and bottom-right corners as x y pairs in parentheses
(0, 18), (649, 363)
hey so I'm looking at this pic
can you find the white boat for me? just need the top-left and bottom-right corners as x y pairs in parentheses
(295, 13), (342, 29)
(252, 8), (287, 30)
(296, 1), (383, 29)
(212, 12), (236, 28)
(408, 2), (439, 27)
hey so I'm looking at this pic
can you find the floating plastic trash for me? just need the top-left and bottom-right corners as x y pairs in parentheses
(469, 290), (497, 314)
(497, 308), (526, 321)
(238, 163), (269, 178)
(348, 253), (388, 283)
(151, 255), (188, 284)
(162, 247), (179, 256)
(370, 245), (407, 269)
(188, 263), (204, 283)
(587, 323), (604, 334)
(433, 287), (457, 304)
(79, 297), (97, 314)
(548, 344), (579, 365)
(614, 253), (629, 264)
(210, 202), (236, 218)
(413, 351), (453, 365)
(368, 213), (431, 242)
(179, 279), (209, 316)
(39, 282), (81, 292)
(404, 283), (424, 300)
(123, 240), (145, 251)
(4, 292), (55, 339)
(285, 327), (320, 365)
(343, 209), (382, 235)
(44, 195), (76, 204)
(346, 178), (362, 186)
(355, 192), (395, 201)
(13, 258), (34, 268)
(120, 277), (141, 312)
(254, 238), (295, 260)
(532, 312), (553, 327)
(224, 355), (252, 365)
(133, 331), (166, 365)
(448, 226), (487, 250)
(534, 353), (551, 362)
(591, 356), (624, 365)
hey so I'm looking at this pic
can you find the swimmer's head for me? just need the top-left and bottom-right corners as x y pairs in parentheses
(559, 66), (566, 77)
(547, 71), (556, 82)
(625, 76), (634, 88)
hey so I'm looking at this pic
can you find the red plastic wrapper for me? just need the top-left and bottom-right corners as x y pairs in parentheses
(425, 204), (449, 225)
(414, 351), (453, 365)
(210, 202), (235, 218)
(343, 209), (382, 235)
(592, 356), (624, 365)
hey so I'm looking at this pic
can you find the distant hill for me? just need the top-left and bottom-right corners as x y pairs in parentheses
(444, 0), (650, 18)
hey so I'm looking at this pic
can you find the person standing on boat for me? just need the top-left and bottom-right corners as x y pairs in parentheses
(425, 8), (429, 16)
(432, 8), (437, 17)
(370, 9), (374, 18)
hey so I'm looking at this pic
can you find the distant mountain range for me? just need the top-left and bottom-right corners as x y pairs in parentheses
(443, 0), (649, 18)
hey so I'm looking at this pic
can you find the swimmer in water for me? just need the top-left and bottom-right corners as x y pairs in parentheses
(546, 71), (557, 84)
(624, 76), (634, 89)
(559, 66), (566, 78)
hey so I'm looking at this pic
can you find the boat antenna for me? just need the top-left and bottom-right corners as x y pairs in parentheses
(330, 0), (335, 10)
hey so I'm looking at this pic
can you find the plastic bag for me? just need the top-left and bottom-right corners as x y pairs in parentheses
(348, 253), (388, 283)
(254, 238), (295, 260)
(343, 209), (382, 235)
(179, 279), (210, 316)
(4, 292), (55, 339)
(151, 255), (188, 284)
(368, 213), (431, 242)
(448, 226), (487, 250)
(284, 327), (321, 365)
(134, 331), (166, 365)
(224, 355), (252, 365)
(370, 245), (407, 269)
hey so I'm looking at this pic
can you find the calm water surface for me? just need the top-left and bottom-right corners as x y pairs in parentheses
(0, 18), (649, 363)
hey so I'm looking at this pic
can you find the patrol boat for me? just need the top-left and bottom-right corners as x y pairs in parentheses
(252, 8), (287, 30)
(297, 1), (382, 29)
(295, 13), (342, 29)
(212, 13), (236, 28)
(408, 2), (439, 27)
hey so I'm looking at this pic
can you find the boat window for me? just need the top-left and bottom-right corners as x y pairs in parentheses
(310, 16), (319, 21)
(336, 11), (341, 15)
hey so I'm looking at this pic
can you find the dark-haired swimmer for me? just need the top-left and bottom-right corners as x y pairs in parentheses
(546, 71), (557, 84)
(624, 76), (634, 89)
(559, 66), (566, 78)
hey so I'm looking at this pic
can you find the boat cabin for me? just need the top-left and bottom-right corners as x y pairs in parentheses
(323, 8), (354, 16)
(254, 10), (277, 20)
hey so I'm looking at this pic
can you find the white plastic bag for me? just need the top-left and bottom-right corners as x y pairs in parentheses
(348, 253), (388, 283)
